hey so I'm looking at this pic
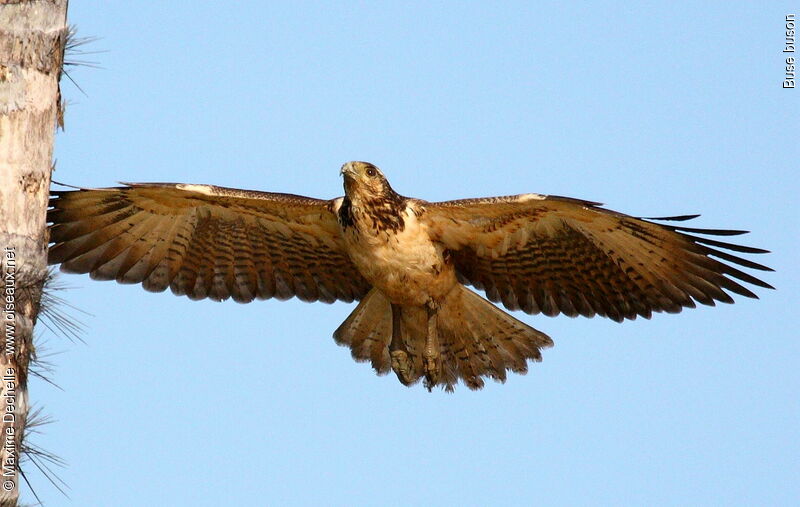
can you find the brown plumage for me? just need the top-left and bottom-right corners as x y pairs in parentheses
(47, 162), (774, 391)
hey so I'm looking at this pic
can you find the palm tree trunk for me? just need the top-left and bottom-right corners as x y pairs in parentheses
(0, 1), (68, 504)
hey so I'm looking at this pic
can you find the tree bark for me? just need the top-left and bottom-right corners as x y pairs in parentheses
(0, 1), (68, 504)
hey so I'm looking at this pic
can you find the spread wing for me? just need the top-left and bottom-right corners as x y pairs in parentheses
(48, 183), (371, 303)
(422, 193), (773, 322)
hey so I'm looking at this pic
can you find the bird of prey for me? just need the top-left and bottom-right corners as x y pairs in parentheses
(47, 161), (773, 391)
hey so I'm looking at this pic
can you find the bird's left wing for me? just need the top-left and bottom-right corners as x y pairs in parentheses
(422, 193), (773, 322)
(48, 183), (371, 303)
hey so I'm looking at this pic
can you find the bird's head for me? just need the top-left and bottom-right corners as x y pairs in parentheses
(340, 161), (396, 202)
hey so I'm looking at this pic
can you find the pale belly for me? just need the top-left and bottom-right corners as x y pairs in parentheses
(342, 210), (457, 306)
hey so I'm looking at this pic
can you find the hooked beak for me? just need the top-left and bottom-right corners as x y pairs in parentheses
(340, 162), (357, 179)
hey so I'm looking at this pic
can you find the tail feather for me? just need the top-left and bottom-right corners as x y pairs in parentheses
(333, 285), (554, 391)
(398, 308), (426, 380)
(435, 334), (461, 390)
(437, 321), (483, 390)
(332, 289), (392, 375)
(462, 314), (507, 383)
(437, 285), (553, 390)
(459, 290), (522, 375)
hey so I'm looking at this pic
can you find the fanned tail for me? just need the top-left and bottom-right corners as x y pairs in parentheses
(333, 285), (554, 391)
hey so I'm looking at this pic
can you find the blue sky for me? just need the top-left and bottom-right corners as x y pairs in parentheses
(28, 2), (797, 505)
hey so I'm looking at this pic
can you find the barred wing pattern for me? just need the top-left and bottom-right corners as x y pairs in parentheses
(423, 194), (773, 322)
(48, 184), (371, 303)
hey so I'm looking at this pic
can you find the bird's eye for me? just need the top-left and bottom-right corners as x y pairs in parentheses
(366, 167), (377, 177)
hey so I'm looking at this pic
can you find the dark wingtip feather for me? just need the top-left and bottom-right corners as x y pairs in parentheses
(701, 247), (775, 272)
(642, 214), (701, 221)
(546, 195), (604, 207)
(50, 180), (83, 189)
(644, 216), (751, 236)
(720, 263), (775, 291)
(649, 214), (774, 281)
(671, 226), (749, 236)
(684, 234), (771, 255)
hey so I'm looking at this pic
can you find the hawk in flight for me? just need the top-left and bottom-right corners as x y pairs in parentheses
(48, 162), (773, 391)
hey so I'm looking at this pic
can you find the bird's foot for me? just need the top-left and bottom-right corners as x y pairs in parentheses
(423, 356), (440, 392)
(391, 350), (415, 386)
(423, 304), (441, 391)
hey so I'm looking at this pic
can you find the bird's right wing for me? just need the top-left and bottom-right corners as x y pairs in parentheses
(48, 183), (371, 303)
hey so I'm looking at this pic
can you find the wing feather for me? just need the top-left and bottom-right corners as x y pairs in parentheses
(423, 194), (773, 321)
(48, 183), (371, 304)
